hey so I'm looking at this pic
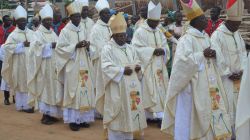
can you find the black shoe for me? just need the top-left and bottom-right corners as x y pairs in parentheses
(157, 119), (162, 128)
(80, 122), (90, 128)
(4, 99), (10, 105)
(12, 96), (15, 104)
(41, 114), (46, 122)
(41, 115), (54, 125)
(69, 123), (80, 131)
(23, 107), (34, 113)
(48, 116), (59, 122)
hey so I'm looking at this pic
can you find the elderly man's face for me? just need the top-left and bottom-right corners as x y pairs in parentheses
(225, 20), (241, 32)
(147, 19), (160, 29)
(100, 8), (111, 24)
(42, 18), (52, 29)
(70, 13), (81, 27)
(113, 33), (127, 46)
(32, 18), (40, 27)
(16, 18), (27, 30)
(3, 17), (12, 27)
(81, 6), (89, 19)
(210, 8), (220, 21)
(53, 12), (62, 23)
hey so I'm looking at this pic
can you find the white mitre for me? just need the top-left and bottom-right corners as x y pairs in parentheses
(76, 0), (89, 7)
(39, 4), (53, 20)
(13, 5), (27, 20)
(95, 0), (110, 13)
(147, 1), (162, 20)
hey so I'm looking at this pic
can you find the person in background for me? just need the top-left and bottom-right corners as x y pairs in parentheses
(52, 7), (65, 36)
(163, 10), (176, 30)
(134, 6), (148, 30)
(2, 5), (35, 113)
(78, 0), (95, 42)
(0, 18), (2, 26)
(130, 15), (140, 30)
(29, 15), (41, 31)
(168, 11), (183, 39)
(205, 6), (223, 37)
(167, 11), (183, 71)
(0, 15), (15, 45)
(0, 15), (15, 105)
(110, 9), (117, 16)
(62, 17), (70, 25)
(124, 13), (133, 44)
(91, 0), (111, 118)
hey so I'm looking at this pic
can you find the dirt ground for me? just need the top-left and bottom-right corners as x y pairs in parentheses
(0, 93), (169, 140)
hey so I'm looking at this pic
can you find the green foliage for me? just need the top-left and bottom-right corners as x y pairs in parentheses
(0, 0), (10, 9)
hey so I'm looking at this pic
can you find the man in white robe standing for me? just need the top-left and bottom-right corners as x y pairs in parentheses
(1, 5), (35, 113)
(76, 0), (95, 42)
(161, 0), (232, 139)
(98, 12), (147, 140)
(90, 0), (111, 118)
(27, 4), (62, 125)
(132, 1), (169, 128)
(55, 1), (95, 131)
(211, 0), (246, 138)
(236, 43), (250, 140)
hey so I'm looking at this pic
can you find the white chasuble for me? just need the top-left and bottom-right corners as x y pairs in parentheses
(161, 27), (231, 140)
(2, 27), (35, 93)
(99, 40), (147, 133)
(132, 22), (169, 113)
(55, 22), (94, 111)
(236, 55), (250, 140)
(89, 19), (111, 92)
(80, 17), (95, 42)
(205, 59), (231, 139)
(211, 23), (247, 125)
(27, 25), (60, 111)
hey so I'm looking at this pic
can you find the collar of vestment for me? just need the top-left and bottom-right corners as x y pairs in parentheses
(97, 19), (109, 27)
(110, 38), (127, 49)
(16, 27), (28, 33)
(140, 20), (160, 32)
(186, 26), (206, 38)
(38, 25), (52, 34)
(66, 21), (82, 32)
(217, 23), (238, 35)
(81, 17), (89, 23)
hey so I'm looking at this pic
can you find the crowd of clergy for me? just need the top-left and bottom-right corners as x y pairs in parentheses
(0, 0), (250, 139)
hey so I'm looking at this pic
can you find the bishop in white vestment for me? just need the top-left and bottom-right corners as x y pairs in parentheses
(236, 45), (250, 140)
(27, 4), (62, 125)
(78, 0), (95, 42)
(55, 1), (95, 131)
(132, 1), (169, 125)
(162, 0), (231, 139)
(99, 12), (147, 140)
(90, 0), (111, 118)
(211, 0), (246, 137)
(2, 5), (34, 113)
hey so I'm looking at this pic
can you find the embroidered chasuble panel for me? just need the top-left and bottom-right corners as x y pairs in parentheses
(77, 52), (93, 112)
(205, 59), (232, 139)
(125, 71), (145, 131)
